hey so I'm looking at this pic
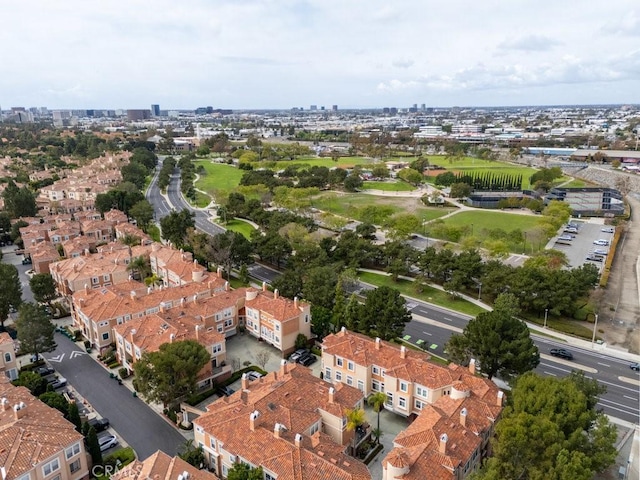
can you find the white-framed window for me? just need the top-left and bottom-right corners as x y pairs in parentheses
(400, 381), (408, 393)
(64, 443), (80, 460)
(342, 416), (347, 428)
(135, 347), (141, 359)
(16, 474), (30, 480)
(357, 379), (364, 392)
(4, 352), (11, 362)
(416, 386), (427, 398)
(196, 425), (204, 434)
(398, 396), (407, 409)
(43, 458), (60, 476)
(117, 317), (124, 325)
(347, 360), (354, 371)
(335, 371), (342, 382)
(275, 323), (280, 331)
(304, 315), (309, 323)
(310, 421), (319, 435)
(224, 318), (233, 328)
(336, 357), (343, 367)
(103, 274), (110, 281)
(210, 437), (215, 449)
(346, 375), (353, 386)
(217, 324), (224, 333)
(372, 365), (380, 375)
(372, 379), (381, 392)
(324, 367), (332, 380)
(212, 344), (222, 354)
(415, 399), (424, 410)
(222, 465), (228, 477)
(102, 332), (109, 341)
(91, 277), (99, 285)
(381, 369), (386, 377)
(69, 459), (81, 473)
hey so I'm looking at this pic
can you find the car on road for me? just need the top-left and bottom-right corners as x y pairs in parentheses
(550, 348), (574, 360)
(30, 354), (44, 363)
(98, 434), (119, 452)
(246, 371), (263, 382)
(216, 385), (235, 397)
(47, 376), (67, 389)
(601, 227), (615, 233)
(630, 362), (640, 372)
(88, 417), (110, 432)
(34, 365), (55, 377)
(288, 348), (310, 363)
(298, 353), (317, 367)
(593, 239), (609, 246)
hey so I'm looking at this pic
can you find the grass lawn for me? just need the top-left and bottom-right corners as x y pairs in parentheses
(362, 181), (415, 192)
(442, 210), (542, 233)
(224, 218), (255, 239)
(194, 161), (245, 193)
(424, 157), (539, 189)
(255, 156), (375, 170)
(193, 191), (211, 208)
(562, 178), (591, 188)
(358, 271), (486, 317)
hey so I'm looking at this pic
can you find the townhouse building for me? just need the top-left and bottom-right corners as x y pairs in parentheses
(244, 285), (312, 355)
(193, 362), (371, 480)
(29, 242), (62, 275)
(61, 236), (95, 259)
(0, 332), (18, 381)
(0, 377), (90, 480)
(148, 243), (210, 287)
(111, 450), (220, 480)
(48, 225), (82, 245)
(114, 222), (152, 245)
(103, 209), (128, 225)
(80, 219), (115, 244)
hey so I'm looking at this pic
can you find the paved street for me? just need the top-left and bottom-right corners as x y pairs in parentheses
(44, 333), (186, 459)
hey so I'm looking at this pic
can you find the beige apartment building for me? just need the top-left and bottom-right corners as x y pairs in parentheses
(193, 362), (370, 480)
(0, 333), (18, 381)
(148, 243), (211, 287)
(0, 377), (90, 480)
(112, 450), (220, 480)
(244, 285), (312, 355)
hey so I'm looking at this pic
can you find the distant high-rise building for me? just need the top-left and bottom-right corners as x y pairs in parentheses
(310, 105), (317, 111)
(151, 104), (160, 116)
(409, 104), (418, 113)
(127, 109), (151, 121)
(390, 107), (398, 114)
(421, 103), (426, 111)
(320, 106), (325, 111)
(382, 107), (390, 114)
(332, 105), (338, 111)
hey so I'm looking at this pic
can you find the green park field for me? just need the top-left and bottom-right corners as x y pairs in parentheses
(224, 219), (256, 239)
(362, 181), (415, 191)
(441, 210), (542, 233)
(194, 161), (245, 192)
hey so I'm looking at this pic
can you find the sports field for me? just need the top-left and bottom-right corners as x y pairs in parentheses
(362, 181), (415, 191)
(441, 210), (542, 232)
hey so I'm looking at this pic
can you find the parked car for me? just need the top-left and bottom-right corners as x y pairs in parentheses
(88, 417), (110, 432)
(217, 385), (235, 397)
(298, 353), (317, 367)
(630, 362), (640, 372)
(558, 235), (573, 241)
(246, 371), (263, 382)
(288, 348), (310, 363)
(30, 354), (44, 363)
(593, 249), (608, 255)
(585, 255), (603, 262)
(21, 257), (32, 265)
(593, 239), (609, 246)
(601, 227), (615, 233)
(98, 434), (119, 452)
(34, 365), (55, 377)
(550, 348), (573, 360)
(47, 376), (67, 389)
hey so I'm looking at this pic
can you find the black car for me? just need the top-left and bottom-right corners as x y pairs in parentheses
(550, 348), (573, 360)
(217, 385), (235, 397)
(34, 365), (55, 377)
(630, 362), (640, 372)
(88, 417), (110, 432)
(298, 353), (317, 367)
(289, 348), (310, 363)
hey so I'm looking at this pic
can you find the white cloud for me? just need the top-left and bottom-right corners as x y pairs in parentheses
(497, 35), (561, 52)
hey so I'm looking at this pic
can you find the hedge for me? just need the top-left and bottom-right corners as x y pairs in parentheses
(600, 227), (622, 287)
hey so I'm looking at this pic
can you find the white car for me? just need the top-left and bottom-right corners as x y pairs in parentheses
(593, 249), (607, 255)
(601, 227), (614, 233)
(593, 239), (609, 246)
(98, 434), (119, 452)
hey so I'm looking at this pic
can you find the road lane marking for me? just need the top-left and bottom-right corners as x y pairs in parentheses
(597, 401), (638, 417)
(598, 397), (638, 410)
(48, 353), (65, 363)
(597, 362), (611, 367)
(422, 331), (432, 336)
(543, 371), (557, 376)
(70, 351), (88, 359)
(539, 356), (597, 373)
(623, 395), (638, 401)
(618, 376), (640, 387)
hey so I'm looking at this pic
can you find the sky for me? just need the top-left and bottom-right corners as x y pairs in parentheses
(2, 0), (640, 110)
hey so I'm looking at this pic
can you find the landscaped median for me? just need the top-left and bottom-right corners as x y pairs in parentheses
(356, 271), (487, 317)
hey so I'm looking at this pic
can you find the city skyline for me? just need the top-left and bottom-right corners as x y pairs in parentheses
(3, 0), (640, 110)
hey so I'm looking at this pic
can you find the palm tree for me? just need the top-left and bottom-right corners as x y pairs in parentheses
(367, 392), (387, 444)
(345, 407), (366, 456)
(127, 255), (151, 281)
(120, 233), (141, 247)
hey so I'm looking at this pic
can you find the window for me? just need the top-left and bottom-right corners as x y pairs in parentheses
(65, 442), (81, 459)
(222, 465), (228, 477)
(224, 318), (233, 328)
(212, 344), (222, 354)
(16, 474), (30, 480)
(415, 399), (424, 410)
(416, 386), (427, 398)
(69, 459), (81, 474)
(399, 381), (408, 393)
(102, 332), (109, 341)
(265, 473), (276, 480)
(324, 367), (332, 380)
(372, 366), (380, 375)
(91, 277), (98, 285)
(304, 315), (309, 323)
(275, 323), (280, 331)
(310, 422), (319, 435)
(342, 417), (347, 428)
(196, 425), (204, 434)
(336, 357), (343, 367)
(43, 458), (60, 476)
(398, 397), (407, 409)
(347, 361), (354, 371)
(346, 375), (353, 386)
(4, 352), (11, 362)
(103, 274), (110, 281)
(335, 371), (342, 382)
(217, 324), (224, 333)
(357, 380), (364, 392)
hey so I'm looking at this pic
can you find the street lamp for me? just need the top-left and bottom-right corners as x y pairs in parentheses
(477, 282), (482, 301)
(543, 309), (548, 328)
(591, 314), (599, 348)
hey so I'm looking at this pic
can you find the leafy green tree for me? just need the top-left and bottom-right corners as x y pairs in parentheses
(397, 168), (423, 185)
(361, 286), (411, 340)
(303, 265), (338, 310)
(385, 213), (421, 241)
(178, 439), (205, 468)
(127, 255), (151, 281)
(133, 340), (210, 406)
(344, 173), (363, 192)
(0, 263), (22, 328)
(160, 209), (195, 247)
(129, 200), (155, 231)
(477, 372), (617, 480)
(449, 182), (472, 199)
(16, 302), (56, 359)
(29, 274), (58, 306)
(445, 309), (539, 381)
(331, 277), (347, 331)
(13, 371), (48, 396)
(227, 463), (264, 480)
(86, 425), (103, 466)
(67, 402), (82, 432)
(2, 181), (37, 218)
(367, 392), (387, 444)
(345, 407), (366, 455)
(38, 392), (69, 417)
(311, 305), (333, 339)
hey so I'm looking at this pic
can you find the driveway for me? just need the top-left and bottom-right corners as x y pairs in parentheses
(44, 333), (186, 459)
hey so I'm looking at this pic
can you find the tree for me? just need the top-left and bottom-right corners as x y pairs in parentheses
(303, 265), (338, 310)
(445, 309), (539, 381)
(344, 293), (363, 333)
(13, 370), (48, 396)
(449, 182), (472, 199)
(255, 351), (271, 370)
(86, 425), (103, 466)
(39, 392), (70, 417)
(361, 286), (411, 340)
(67, 402), (82, 432)
(476, 372), (617, 480)
(15, 302), (56, 360)
(367, 392), (387, 444)
(345, 407), (366, 455)
(397, 168), (423, 185)
(0, 263), (22, 329)
(178, 439), (205, 468)
(344, 173), (363, 192)
(133, 340), (210, 406)
(29, 274), (58, 306)
(160, 209), (195, 247)
(311, 305), (333, 339)
(127, 255), (151, 281)
(129, 200), (155, 231)
(227, 463), (264, 480)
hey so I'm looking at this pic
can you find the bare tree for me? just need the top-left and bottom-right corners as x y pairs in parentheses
(230, 357), (241, 372)
(255, 351), (271, 370)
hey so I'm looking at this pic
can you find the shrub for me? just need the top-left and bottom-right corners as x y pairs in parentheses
(186, 388), (217, 406)
(118, 367), (130, 379)
(107, 361), (121, 369)
(84, 340), (91, 349)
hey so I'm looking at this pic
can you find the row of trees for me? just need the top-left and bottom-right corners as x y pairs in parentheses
(157, 156), (177, 191)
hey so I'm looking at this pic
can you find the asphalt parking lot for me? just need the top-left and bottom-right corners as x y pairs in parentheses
(549, 220), (615, 271)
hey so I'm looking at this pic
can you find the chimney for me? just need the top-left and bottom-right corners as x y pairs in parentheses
(241, 373), (249, 390)
(311, 431), (320, 448)
(497, 391), (504, 407)
(341, 326), (346, 333)
(273, 289), (279, 299)
(469, 358), (476, 374)
(73, 263), (78, 272)
(193, 294), (198, 304)
(13, 402), (27, 420)
(294, 296), (298, 308)
(460, 408), (467, 427)
(328, 387), (335, 404)
(130, 290), (136, 300)
(170, 333), (175, 343)
(439, 433), (448, 454)
(159, 304), (165, 313)
(375, 337), (381, 350)
(217, 266), (223, 278)
(280, 359), (288, 376)
(84, 284), (89, 294)
(294, 433), (303, 448)
(262, 281), (267, 292)
(274, 423), (282, 439)
(225, 281), (229, 291)
(400, 345), (406, 359)
(249, 410), (259, 431)
(1, 398), (9, 411)
(194, 325), (199, 341)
